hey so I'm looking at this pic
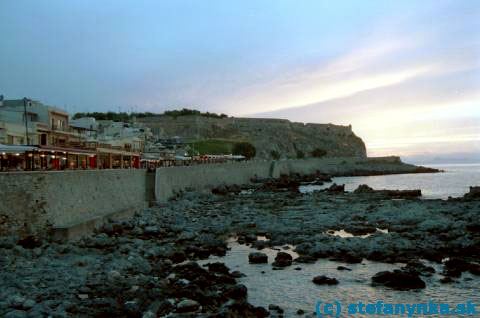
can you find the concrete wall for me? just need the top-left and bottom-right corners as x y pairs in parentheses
(0, 169), (151, 238)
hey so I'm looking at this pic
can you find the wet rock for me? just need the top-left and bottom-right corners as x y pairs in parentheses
(353, 184), (375, 193)
(336, 266), (351, 271)
(143, 225), (162, 236)
(443, 258), (480, 277)
(4, 310), (27, 318)
(260, 174), (300, 192)
(312, 275), (339, 285)
(212, 184), (242, 195)
(206, 262), (230, 274)
(401, 260), (435, 276)
(16, 236), (41, 249)
(268, 304), (284, 313)
(353, 184), (421, 198)
(176, 299), (200, 313)
(440, 276), (454, 284)
(272, 251), (293, 267)
(124, 299), (141, 316)
(9, 295), (26, 309)
(249, 252), (268, 264)
(297, 309), (305, 315)
(371, 270), (426, 290)
(21, 299), (35, 310)
(463, 186), (480, 200)
(324, 183), (345, 193)
(231, 271), (246, 278)
(225, 284), (248, 300)
(294, 255), (317, 264)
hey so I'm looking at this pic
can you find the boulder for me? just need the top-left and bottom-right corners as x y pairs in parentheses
(272, 252), (293, 267)
(371, 270), (426, 290)
(312, 275), (338, 285)
(324, 183), (345, 193)
(176, 299), (200, 313)
(248, 252), (268, 264)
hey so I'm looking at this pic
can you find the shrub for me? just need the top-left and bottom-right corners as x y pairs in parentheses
(296, 150), (305, 159)
(232, 142), (256, 159)
(311, 148), (327, 158)
(270, 150), (281, 160)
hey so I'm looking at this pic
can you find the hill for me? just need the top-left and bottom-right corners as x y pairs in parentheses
(137, 115), (367, 159)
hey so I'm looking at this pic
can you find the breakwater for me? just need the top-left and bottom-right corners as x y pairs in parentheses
(0, 156), (432, 239)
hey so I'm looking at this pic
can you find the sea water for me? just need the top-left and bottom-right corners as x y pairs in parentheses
(300, 163), (480, 199)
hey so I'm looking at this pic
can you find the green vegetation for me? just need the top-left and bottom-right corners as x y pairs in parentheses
(311, 148), (327, 158)
(72, 108), (228, 121)
(164, 108), (228, 119)
(296, 150), (305, 159)
(233, 142), (256, 159)
(189, 139), (235, 156)
(270, 150), (280, 160)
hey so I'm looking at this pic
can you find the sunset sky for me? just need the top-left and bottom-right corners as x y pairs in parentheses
(0, 0), (479, 161)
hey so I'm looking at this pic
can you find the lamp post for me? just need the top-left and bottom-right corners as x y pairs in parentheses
(23, 97), (29, 145)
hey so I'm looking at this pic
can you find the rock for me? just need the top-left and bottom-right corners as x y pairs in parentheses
(401, 260), (435, 276)
(312, 275), (339, 285)
(371, 270), (426, 290)
(124, 300), (141, 316)
(294, 255), (317, 264)
(143, 225), (162, 236)
(268, 304), (284, 313)
(336, 266), (351, 271)
(353, 184), (374, 193)
(248, 252), (268, 264)
(324, 183), (345, 193)
(383, 189), (422, 199)
(272, 252), (293, 267)
(4, 310), (27, 318)
(440, 276), (454, 284)
(9, 295), (26, 309)
(206, 262), (230, 274)
(231, 271), (246, 278)
(255, 306), (270, 317)
(16, 236), (41, 249)
(297, 309), (305, 315)
(225, 284), (248, 300)
(176, 299), (200, 313)
(353, 184), (421, 198)
(21, 299), (35, 310)
(212, 184), (242, 195)
(463, 186), (480, 200)
(442, 258), (480, 277)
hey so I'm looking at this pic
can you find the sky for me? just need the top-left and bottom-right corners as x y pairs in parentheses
(0, 0), (479, 162)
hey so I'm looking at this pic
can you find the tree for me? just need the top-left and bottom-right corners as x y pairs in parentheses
(311, 148), (327, 158)
(270, 150), (280, 160)
(296, 150), (305, 159)
(233, 142), (256, 159)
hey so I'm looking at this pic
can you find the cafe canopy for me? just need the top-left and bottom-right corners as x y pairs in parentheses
(0, 144), (38, 154)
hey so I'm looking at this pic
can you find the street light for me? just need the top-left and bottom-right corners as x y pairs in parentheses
(23, 97), (30, 145)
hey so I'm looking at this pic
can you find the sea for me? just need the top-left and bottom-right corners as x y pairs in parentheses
(300, 163), (480, 199)
(200, 164), (480, 316)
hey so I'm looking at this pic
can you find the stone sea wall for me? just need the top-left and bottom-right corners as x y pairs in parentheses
(154, 156), (423, 202)
(0, 169), (153, 238)
(0, 156), (427, 238)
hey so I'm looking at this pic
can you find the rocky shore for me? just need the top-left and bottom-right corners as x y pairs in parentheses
(0, 176), (479, 317)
